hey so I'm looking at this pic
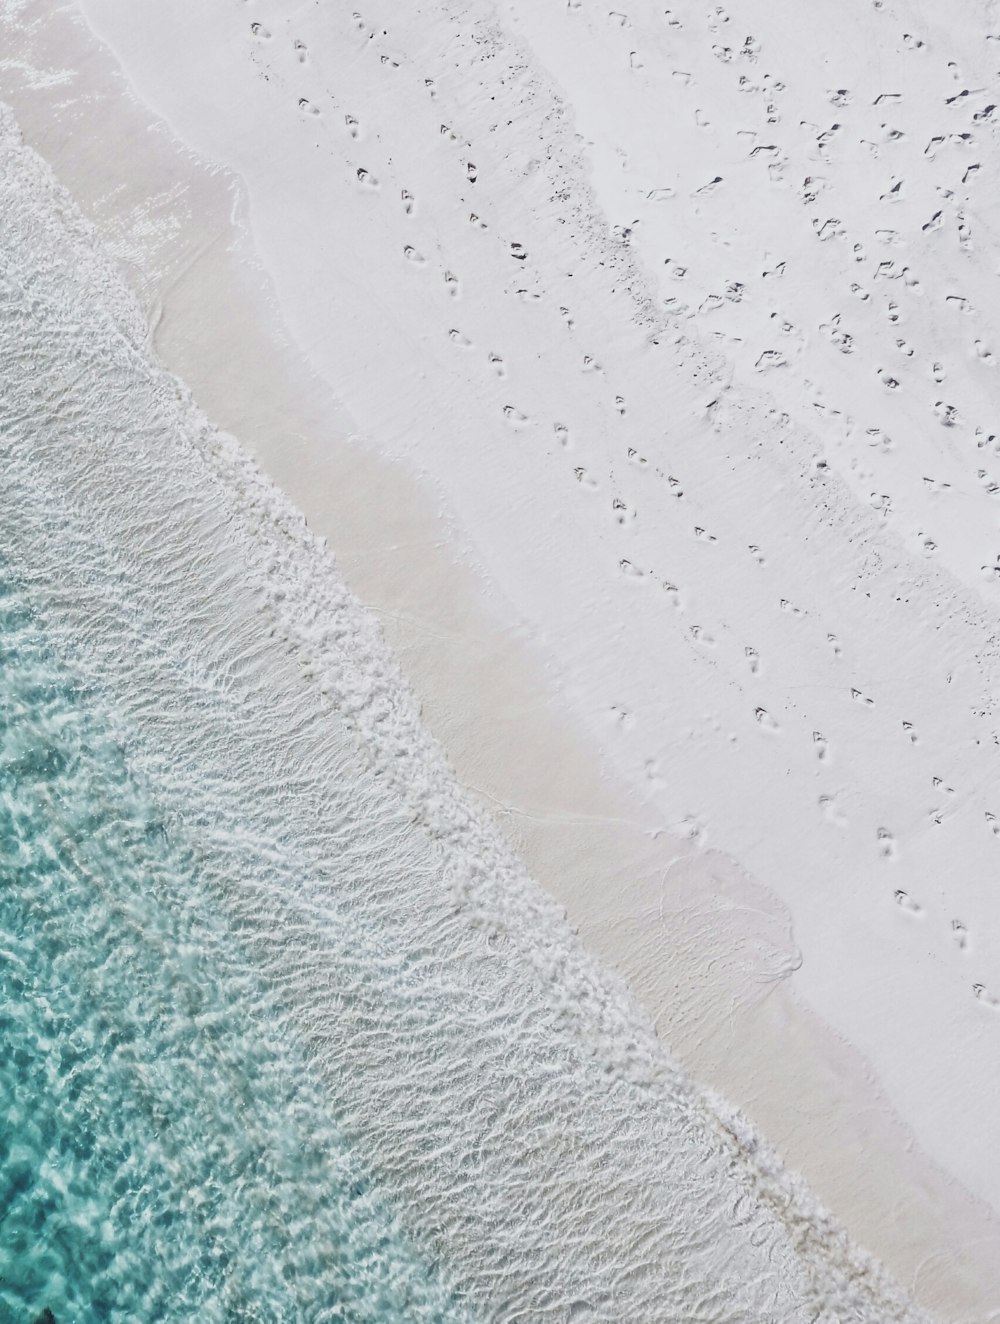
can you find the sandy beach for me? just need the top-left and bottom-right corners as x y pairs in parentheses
(4, 0), (1000, 1316)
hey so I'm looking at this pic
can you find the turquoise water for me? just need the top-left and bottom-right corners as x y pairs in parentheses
(0, 103), (928, 1323)
(0, 572), (473, 1323)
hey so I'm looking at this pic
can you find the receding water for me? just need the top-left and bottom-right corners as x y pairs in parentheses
(0, 102), (927, 1323)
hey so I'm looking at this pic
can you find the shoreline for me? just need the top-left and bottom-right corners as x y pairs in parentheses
(3, 1), (999, 1316)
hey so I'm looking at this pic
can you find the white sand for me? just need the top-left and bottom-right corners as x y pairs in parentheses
(5, 0), (1000, 1315)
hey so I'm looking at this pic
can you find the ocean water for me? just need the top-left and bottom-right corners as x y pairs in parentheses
(0, 104), (927, 1323)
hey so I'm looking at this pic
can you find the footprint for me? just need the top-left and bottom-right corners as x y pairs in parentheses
(627, 448), (648, 467)
(615, 396), (627, 415)
(748, 544), (766, 564)
(619, 558), (645, 578)
(510, 242), (528, 261)
(819, 794), (847, 826)
(298, 98), (321, 117)
(754, 706), (781, 733)
(503, 405), (529, 426)
(554, 423), (570, 447)
(403, 245), (427, 265)
(745, 646), (760, 675)
(779, 598), (804, 617)
(694, 526), (718, 543)
(951, 919), (970, 952)
(689, 625), (715, 647)
(934, 400), (959, 427)
(469, 212), (488, 229)
(574, 467), (599, 489)
(448, 328), (472, 348)
(345, 114), (361, 139)
(612, 497), (636, 525)
(677, 815), (707, 846)
(444, 271), (461, 298)
(973, 983), (1000, 1009)
(893, 887), (922, 910)
(880, 829), (899, 861)
(356, 167), (379, 187)
(851, 687), (875, 707)
(813, 731), (829, 761)
(294, 39), (308, 62)
(902, 720), (919, 744)
(250, 22), (272, 39)
(755, 350), (787, 371)
(489, 353), (507, 378)
(986, 811), (1000, 837)
(827, 633), (843, 657)
(402, 189), (415, 215)
(975, 340), (995, 364)
(466, 161), (478, 183)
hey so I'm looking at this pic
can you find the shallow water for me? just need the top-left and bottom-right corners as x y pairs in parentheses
(0, 572), (476, 1324)
(0, 105), (927, 1323)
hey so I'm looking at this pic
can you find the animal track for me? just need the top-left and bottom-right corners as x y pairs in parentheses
(401, 189), (415, 215)
(345, 114), (361, 139)
(745, 646), (760, 675)
(403, 245), (426, 265)
(444, 271), (461, 298)
(448, 329), (472, 348)
(503, 405), (529, 426)
(489, 353), (507, 378)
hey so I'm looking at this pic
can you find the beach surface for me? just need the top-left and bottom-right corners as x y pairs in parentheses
(4, 0), (1000, 1316)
